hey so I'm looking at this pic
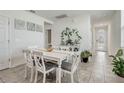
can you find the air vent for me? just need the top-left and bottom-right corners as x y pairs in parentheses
(56, 14), (68, 19)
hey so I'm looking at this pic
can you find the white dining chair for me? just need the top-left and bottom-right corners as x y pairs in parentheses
(61, 54), (80, 83)
(33, 51), (57, 83)
(23, 49), (34, 82)
(53, 46), (59, 50)
(64, 46), (70, 51)
(28, 45), (38, 49)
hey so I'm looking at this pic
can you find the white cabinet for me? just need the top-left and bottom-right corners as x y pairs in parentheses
(0, 15), (10, 70)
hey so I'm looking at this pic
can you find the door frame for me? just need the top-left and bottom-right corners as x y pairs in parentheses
(92, 23), (111, 54)
(95, 25), (108, 52)
(44, 21), (53, 49)
(44, 29), (52, 48)
(47, 29), (52, 47)
(8, 18), (11, 68)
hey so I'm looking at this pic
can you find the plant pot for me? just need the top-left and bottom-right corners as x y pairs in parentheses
(117, 73), (124, 78)
(83, 58), (88, 63)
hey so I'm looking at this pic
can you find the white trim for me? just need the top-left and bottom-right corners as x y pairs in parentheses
(92, 22), (111, 54)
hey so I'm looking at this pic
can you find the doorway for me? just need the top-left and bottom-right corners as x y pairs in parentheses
(44, 22), (52, 48)
(0, 15), (10, 70)
(94, 25), (108, 52)
(45, 29), (51, 48)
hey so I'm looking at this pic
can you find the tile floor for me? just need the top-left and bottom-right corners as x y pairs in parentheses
(0, 51), (124, 83)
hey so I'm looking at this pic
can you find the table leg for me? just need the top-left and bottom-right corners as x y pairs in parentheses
(56, 60), (62, 83)
(58, 66), (61, 83)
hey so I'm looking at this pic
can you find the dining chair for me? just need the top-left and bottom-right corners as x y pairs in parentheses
(61, 54), (80, 83)
(28, 45), (38, 49)
(33, 51), (57, 83)
(23, 49), (34, 82)
(64, 46), (70, 51)
(53, 46), (59, 50)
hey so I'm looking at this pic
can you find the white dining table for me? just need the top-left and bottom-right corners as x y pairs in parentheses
(30, 48), (68, 83)
(29, 48), (80, 83)
(52, 50), (81, 56)
(43, 51), (67, 83)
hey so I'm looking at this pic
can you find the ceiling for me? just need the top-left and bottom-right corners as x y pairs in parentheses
(33, 10), (116, 21)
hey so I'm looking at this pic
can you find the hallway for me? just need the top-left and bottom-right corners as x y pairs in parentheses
(78, 51), (124, 83)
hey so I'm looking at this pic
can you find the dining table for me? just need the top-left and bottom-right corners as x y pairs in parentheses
(29, 48), (80, 83)
(29, 48), (66, 83)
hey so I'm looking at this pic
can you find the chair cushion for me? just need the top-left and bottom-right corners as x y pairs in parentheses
(61, 61), (72, 71)
(45, 59), (58, 64)
(45, 62), (57, 71)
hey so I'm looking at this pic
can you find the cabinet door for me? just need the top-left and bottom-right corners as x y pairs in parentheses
(0, 15), (9, 70)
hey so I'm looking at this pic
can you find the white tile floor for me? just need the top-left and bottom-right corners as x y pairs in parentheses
(0, 51), (124, 83)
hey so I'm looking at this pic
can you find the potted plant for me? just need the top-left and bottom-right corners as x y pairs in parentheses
(80, 50), (92, 63)
(110, 49), (124, 77)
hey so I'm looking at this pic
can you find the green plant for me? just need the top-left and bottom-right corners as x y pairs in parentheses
(61, 27), (82, 45)
(112, 56), (124, 77)
(110, 49), (124, 77)
(116, 49), (123, 57)
(80, 50), (92, 58)
(66, 39), (74, 45)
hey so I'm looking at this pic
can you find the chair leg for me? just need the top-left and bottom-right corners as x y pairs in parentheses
(71, 74), (74, 83)
(34, 70), (38, 83)
(43, 73), (46, 83)
(24, 66), (27, 78)
(30, 68), (34, 82)
(76, 70), (80, 83)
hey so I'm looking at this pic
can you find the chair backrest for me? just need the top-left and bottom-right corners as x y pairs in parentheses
(58, 46), (70, 51)
(53, 46), (59, 50)
(28, 45), (38, 49)
(64, 47), (70, 51)
(33, 51), (46, 71)
(23, 49), (33, 66)
(71, 54), (80, 72)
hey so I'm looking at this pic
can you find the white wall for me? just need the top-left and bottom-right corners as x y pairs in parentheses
(0, 10), (52, 67)
(121, 11), (124, 48)
(110, 11), (121, 55)
(51, 15), (92, 51)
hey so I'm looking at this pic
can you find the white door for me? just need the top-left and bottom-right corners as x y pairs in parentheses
(0, 15), (9, 70)
(95, 25), (108, 52)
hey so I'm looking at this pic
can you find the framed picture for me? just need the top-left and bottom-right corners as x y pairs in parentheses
(35, 24), (43, 32)
(14, 19), (26, 30)
(27, 22), (35, 31)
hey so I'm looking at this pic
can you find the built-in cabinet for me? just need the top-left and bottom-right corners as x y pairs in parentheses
(0, 15), (10, 70)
